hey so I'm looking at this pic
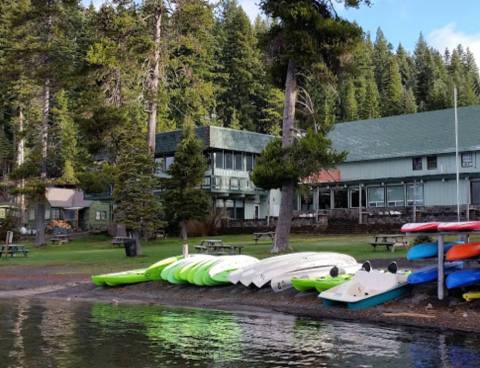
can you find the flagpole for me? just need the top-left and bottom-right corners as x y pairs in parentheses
(454, 86), (460, 222)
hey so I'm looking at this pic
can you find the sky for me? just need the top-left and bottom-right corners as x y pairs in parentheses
(82, 0), (480, 62)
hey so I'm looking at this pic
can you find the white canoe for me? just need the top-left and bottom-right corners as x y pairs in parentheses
(270, 263), (362, 292)
(252, 252), (358, 288)
(208, 255), (259, 279)
(229, 252), (319, 286)
(319, 269), (409, 303)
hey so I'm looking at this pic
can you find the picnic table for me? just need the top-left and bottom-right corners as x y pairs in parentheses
(50, 234), (70, 245)
(1, 244), (29, 258)
(253, 231), (275, 244)
(195, 239), (243, 255)
(370, 234), (409, 252)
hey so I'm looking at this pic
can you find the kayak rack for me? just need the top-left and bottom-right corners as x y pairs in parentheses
(405, 231), (474, 300)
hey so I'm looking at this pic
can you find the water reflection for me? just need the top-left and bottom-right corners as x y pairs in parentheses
(0, 300), (479, 368)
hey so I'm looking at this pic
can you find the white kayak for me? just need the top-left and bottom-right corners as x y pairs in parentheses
(319, 269), (409, 304)
(230, 252), (320, 287)
(208, 255), (259, 279)
(251, 252), (358, 288)
(270, 263), (362, 293)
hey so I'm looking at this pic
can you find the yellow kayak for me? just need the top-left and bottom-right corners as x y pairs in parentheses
(463, 291), (480, 302)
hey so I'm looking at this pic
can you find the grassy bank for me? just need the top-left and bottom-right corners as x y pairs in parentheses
(0, 234), (410, 274)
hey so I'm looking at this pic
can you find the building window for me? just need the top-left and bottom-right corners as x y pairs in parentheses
(387, 185), (405, 207)
(51, 208), (60, 220)
(212, 176), (222, 189)
(215, 151), (224, 169)
(0, 208), (5, 219)
(427, 156), (437, 170)
(202, 176), (211, 189)
(165, 156), (175, 171)
(318, 189), (331, 210)
(367, 187), (385, 207)
(95, 211), (107, 221)
(225, 152), (233, 170)
(349, 187), (366, 208)
(154, 157), (165, 174)
(29, 209), (35, 221)
(412, 157), (423, 171)
(225, 199), (235, 218)
(230, 178), (240, 190)
(234, 152), (243, 171)
(407, 183), (424, 206)
(461, 152), (474, 168)
(300, 190), (314, 211)
(246, 154), (253, 171)
(235, 200), (245, 219)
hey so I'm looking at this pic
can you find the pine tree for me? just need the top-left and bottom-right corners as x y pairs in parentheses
(341, 79), (358, 121)
(381, 56), (403, 116)
(414, 33), (436, 111)
(168, 0), (217, 127)
(113, 118), (162, 256)
(401, 87), (417, 114)
(373, 28), (393, 101)
(216, 0), (264, 131)
(396, 44), (415, 90)
(359, 71), (381, 119)
(51, 90), (79, 185)
(258, 0), (367, 252)
(163, 122), (210, 247)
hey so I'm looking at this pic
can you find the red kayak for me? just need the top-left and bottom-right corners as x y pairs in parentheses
(438, 221), (480, 232)
(401, 222), (440, 233)
(446, 242), (480, 261)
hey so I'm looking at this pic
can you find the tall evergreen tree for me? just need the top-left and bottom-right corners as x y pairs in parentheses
(258, 0), (368, 253)
(113, 118), (162, 256)
(381, 56), (403, 116)
(163, 123), (210, 247)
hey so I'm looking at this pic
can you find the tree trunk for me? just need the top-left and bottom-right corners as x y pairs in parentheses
(180, 220), (189, 257)
(41, 78), (50, 179)
(16, 108), (26, 225)
(273, 60), (297, 253)
(132, 230), (142, 256)
(147, 4), (163, 154)
(35, 202), (46, 246)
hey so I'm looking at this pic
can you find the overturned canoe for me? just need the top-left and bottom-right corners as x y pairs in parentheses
(446, 243), (480, 261)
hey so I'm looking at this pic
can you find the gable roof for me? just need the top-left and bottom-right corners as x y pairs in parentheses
(46, 188), (92, 209)
(330, 106), (480, 162)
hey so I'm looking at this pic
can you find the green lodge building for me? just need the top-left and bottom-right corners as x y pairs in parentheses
(156, 106), (480, 221)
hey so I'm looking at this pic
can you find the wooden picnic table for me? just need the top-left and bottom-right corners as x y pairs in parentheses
(253, 231), (275, 244)
(50, 234), (70, 245)
(1, 244), (29, 258)
(370, 234), (409, 252)
(195, 239), (243, 255)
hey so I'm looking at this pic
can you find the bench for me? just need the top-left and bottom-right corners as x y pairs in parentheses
(370, 234), (409, 252)
(253, 232), (275, 245)
(1, 244), (29, 258)
(51, 234), (70, 245)
(195, 239), (244, 255)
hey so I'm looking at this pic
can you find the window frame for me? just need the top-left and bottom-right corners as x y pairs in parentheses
(461, 152), (474, 168)
(412, 157), (423, 171)
(426, 155), (437, 170)
(367, 186), (385, 208)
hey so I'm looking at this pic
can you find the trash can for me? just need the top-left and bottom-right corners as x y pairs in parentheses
(124, 239), (137, 257)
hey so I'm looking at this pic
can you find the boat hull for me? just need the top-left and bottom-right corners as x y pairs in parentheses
(446, 243), (480, 261)
(446, 269), (480, 289)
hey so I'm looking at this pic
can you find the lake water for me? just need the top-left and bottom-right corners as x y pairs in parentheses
(0, 300), (479, 368)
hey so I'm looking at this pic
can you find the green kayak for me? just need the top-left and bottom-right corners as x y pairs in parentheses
(144, 256), (182, 281)
(92, 268), (148, 287)
(210, 269), (234, 283)
(291, 274), (352, 293)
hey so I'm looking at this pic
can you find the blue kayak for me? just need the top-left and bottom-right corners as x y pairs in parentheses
(407, 262), (464, 285)
(406, 242), (460, 261)
(446, 269), (480, 289)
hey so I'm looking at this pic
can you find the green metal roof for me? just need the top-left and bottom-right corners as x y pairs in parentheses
(331, 106), (480, 162)
(156, 106), (480, 162)
(156, 126), (273, 155)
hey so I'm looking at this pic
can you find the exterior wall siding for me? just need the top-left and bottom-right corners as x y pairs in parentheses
(424, 180), (469, 206)
(338, 152), (480, 182)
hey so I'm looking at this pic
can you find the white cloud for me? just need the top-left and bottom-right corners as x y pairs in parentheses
(428, 23), (480, 64)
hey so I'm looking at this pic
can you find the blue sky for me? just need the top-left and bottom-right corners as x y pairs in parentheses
(82, 0), (480, 62)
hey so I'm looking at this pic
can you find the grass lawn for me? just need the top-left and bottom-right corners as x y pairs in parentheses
(0, 233), (412, 274)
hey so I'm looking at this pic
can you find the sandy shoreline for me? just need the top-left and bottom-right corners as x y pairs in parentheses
(1, 264), (479, 333)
